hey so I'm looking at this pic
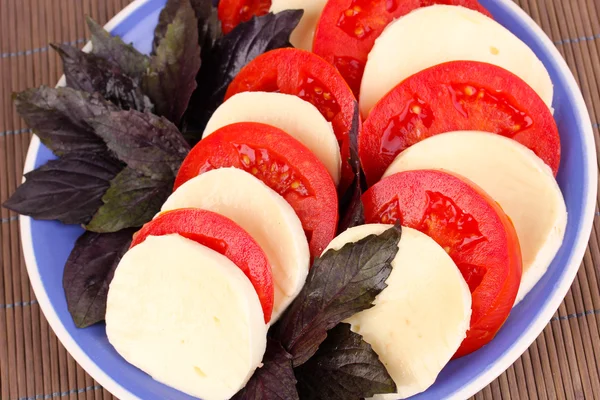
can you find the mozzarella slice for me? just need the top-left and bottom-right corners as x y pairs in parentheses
(270, 0), (327, 51)
(326, 225), (471, 399)
(204, 92), (341, 185)
(360, 5), (553, 116)
(384, 131), (567, 304)
(105, 234), (267, 400)
(161, 167), (309, 321)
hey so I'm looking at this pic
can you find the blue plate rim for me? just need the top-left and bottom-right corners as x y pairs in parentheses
(18, 0), (598, 399)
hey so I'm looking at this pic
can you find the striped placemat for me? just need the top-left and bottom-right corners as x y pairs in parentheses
(0, 0), (598, 399)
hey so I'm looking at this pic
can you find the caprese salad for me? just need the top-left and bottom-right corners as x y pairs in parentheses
(6, 0), (568, 399)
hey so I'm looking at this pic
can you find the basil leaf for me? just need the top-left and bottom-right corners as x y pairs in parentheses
(63, 229), (135, 328)
(338, 101), (365, 233)
(14, 86), (118, 156)
(295, 323), (396, 400)
(153, 0), (220, 53)
(52, 44), (153, 112)
(86, 167), (172, 233)
(89, 110), (190, 180)
(197, 5), (222, 57)
(183, 10), (302, 139)
(87, 17), (150, 79)
(143, 0), (201, 124)
(273, 225), (402, 367)
(231, 339), (299, 400)
(3, 153), (122, 225)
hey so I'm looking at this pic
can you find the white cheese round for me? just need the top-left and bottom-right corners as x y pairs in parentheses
(161, 167), (310, 321)
(384, 131), (567, 304)
(326, 224), (472, 399)
(105, 234), (267, 400)
(270, 0), (327, 51)
(204, 92), (341, 185)
(359, 5), (553, 116)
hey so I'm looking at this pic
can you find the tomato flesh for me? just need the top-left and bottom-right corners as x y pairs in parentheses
(225, 48), (357, 190)
(218, 0), (272, 34)
(313, 0), (492, 97)
(131, 208), (275, 323)
(175, 122), (339, 259)
(363, 169), (522, 357)
(360, 61), (561, 184)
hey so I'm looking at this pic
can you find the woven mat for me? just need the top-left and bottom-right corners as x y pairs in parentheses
(1, 0), (599, 399)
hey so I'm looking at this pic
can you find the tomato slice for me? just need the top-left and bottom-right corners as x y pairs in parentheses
(359, 61), (561, 185)
(218, 0), (272, 34)
(362, 169), (522, 357)
(225, 48), (357, 190)
(175, 122), (339, 259)
(312, 0), (492, 97)
(131, 208), (275, 323)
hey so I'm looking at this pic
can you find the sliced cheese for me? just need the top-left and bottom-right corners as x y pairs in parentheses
(326, 224), (471, 399)
(384, 131), (567, 304)
(270, 0), (327, 51)
(360, 5), (553, 116)
(105, 234), (267, 400)
(204, 92), (341, 185)
(161, 167), (309, 321)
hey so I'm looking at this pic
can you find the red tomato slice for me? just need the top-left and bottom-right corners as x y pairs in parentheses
(225, 48), (358, 190)
(362, 169), (522, 357)
(218, 0), (272, 34)
(131, 208), (275, 323)
(312, 0), (492, 97)
(359, 61), (561, 185)
(175, 122), (339, 259)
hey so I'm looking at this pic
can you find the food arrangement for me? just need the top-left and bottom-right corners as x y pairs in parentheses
(5, 0), (569, 399)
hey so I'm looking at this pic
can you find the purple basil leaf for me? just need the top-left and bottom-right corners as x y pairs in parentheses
(63, 228), (136, 328)
(14, 86), (118, 156)
(338, 101), (365, 233)
(231, 339), (299, 400)
(52, 44), (153, 112)
(85, 167), (172, 233)
(153, 0), (220, 53)
(272, 225), (402, 367)
(295, 323), (396, 400)
(143, 0), (201, 124)
(87, 17), (150, 79)
(183, 10), (302, 140)
(89, 110), (190, 180)
(3, 153), (122, 224)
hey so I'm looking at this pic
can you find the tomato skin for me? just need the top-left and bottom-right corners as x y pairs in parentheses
(359, 61), (561, 185)
(312, 0), (492, 97)
(362, 169), (522, 357)
(131, 208), (275, 323)
(225, 48), (357, 190)
(175, 122), (339, 259)
(218, 0), (272, 34)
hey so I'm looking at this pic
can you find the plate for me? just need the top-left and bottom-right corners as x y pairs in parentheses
(20, 0), (597, 398)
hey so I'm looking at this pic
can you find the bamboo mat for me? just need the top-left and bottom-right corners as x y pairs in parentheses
(0, 0), (599, 399)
